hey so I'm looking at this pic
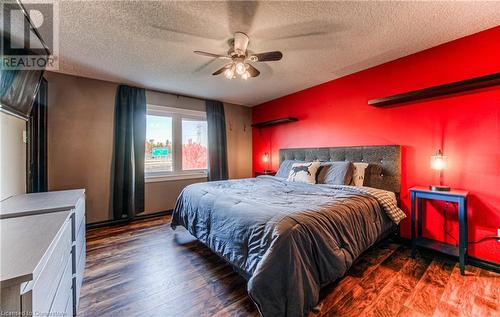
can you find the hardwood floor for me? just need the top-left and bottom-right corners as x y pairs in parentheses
(79, 216), (499, 317)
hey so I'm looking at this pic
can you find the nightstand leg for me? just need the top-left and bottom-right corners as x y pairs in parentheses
(458, 197), (467, 275)
(411, 191), (416, 258)
(417, 197), (423, 237)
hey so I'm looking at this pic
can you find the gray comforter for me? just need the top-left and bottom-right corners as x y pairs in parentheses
(171, 176), (395, 317)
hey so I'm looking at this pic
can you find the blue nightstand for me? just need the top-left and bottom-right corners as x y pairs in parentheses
(409, 186), (469, 275)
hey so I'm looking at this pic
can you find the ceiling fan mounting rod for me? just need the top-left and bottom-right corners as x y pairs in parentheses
(233, 31), (249, 56)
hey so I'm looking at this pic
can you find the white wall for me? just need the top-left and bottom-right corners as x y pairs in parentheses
(0, 112), (26, 200)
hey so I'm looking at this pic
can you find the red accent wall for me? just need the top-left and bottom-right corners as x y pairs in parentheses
(252, 26), (500, 263)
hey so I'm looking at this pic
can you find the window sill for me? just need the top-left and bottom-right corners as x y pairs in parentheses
(145, 172), (208, 183)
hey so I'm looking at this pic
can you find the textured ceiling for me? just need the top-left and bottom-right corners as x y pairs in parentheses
(50, 0), (500, 106)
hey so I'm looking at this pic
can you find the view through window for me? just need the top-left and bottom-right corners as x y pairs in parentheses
(145, 115), (173, 174)
(182, 119), (208, 170)
(145, 106), (208, 178)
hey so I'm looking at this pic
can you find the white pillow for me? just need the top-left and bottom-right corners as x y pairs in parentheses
(351, 162), (369, 186)
(287, 162), (321, 184)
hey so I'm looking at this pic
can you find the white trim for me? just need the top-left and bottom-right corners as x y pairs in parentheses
(147, 104), (206, 118)
(145, 104), (208, 179)
(145, 172), (208, 183)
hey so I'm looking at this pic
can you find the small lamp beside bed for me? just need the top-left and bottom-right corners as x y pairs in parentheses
(262, 152), (272, 174)
(429, 149), (450, 191)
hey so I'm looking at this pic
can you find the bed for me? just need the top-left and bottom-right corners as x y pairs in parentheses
(171, 145), (404, 317)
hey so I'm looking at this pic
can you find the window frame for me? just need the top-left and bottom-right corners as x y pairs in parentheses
(145, 105), (208, 182)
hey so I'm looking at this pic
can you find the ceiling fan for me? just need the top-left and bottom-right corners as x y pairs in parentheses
(194, 32), (283, 80)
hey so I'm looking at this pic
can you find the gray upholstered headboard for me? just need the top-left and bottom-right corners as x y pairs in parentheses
(279, 145), (401, 193)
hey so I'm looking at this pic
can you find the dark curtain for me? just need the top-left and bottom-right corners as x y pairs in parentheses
(27, 77), (48, 193)
(111, 85), (146, 220)
(206, 100), (228, 181)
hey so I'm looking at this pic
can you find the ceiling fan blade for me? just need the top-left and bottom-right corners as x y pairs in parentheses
(212, 64), (232, 75)
(194, 50), (230, 59)
(246, 64), (260, 77)
(251, 51), (283, 62)
(233, 32), (249, 54)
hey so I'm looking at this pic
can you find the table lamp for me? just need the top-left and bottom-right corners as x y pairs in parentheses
(262, 152), (271, 173)
(429, 149), (450, 191)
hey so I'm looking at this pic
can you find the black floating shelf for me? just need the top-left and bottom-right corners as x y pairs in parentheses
(251, 117), (298, 128)
(369, 72), (500, 107)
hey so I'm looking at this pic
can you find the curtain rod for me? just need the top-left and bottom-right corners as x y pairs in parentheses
(145, 87), (208, 103)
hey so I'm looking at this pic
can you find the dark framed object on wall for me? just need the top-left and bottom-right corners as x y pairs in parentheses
(27, 78), (48, 193)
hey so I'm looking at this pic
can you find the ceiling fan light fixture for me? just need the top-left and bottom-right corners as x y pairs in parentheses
(224, 64), (235, 79)
(235, 61), (246, 75)
(224, 68), (233, 79)
(198, 32), (282, 80)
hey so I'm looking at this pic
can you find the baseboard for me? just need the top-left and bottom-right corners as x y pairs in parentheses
(86, 209), (172, 230)
(398, 237), (499, 273)
(468, 256), (500, 274)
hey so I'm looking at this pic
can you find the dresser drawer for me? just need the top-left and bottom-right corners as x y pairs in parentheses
(77, 231), (86, 274)
(64, 288), (73, 317)
(49, 256), (72, 316)
(71, 197), (85, 316)
(74, 248), (86, 312)
(76, 216), (86, 264)
(74, 198), (85, 238)
(26, 216), (72, 314)
(72, 216), (86, 275)
(72, 214), (86, 314)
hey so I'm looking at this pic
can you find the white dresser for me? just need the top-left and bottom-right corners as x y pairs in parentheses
(0, 189), (86, 316)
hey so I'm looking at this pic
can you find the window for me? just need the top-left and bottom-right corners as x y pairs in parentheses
(182, 119), (208, 170)
(145, 105), (208, 181)
(145, 115), (173, 174)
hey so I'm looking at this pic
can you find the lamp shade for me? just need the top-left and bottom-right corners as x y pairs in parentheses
(430, 150), (447, 170)
(262, 152), (269, 163)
